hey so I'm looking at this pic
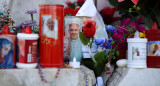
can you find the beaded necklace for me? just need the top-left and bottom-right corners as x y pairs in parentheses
(80, 67), (89, 86)
(38, 63), (89, 86)
(37, 63), (60, 86)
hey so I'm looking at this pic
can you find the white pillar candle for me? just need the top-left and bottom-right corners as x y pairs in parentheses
(127, 31), (147, 68)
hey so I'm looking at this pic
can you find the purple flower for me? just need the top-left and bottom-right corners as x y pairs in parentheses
(15, 23), (23, 29)
(22, 20), (36, 27)
(130, 17), (145, 32)
(112, 29), (124, 40)
(119, 18), (131, 34)
(106, 25), (116, 33)
(104, 41), (112, 49)
(94, 37), (112, 49)
(108, 37), (113, 42)
(94, 38), (105, 45)
(25, 10), (37, 14)
(120, 18), (131, 27)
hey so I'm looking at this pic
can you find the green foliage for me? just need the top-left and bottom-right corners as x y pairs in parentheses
(79, 32), (90, 45)
(111, 41), (115, 45)
(32, 25), (39, 34)
(116, 50), (120, 56)
(93, 50), (108, 76)
(108, 0), (119, 7)
(94, 50), (106, 63)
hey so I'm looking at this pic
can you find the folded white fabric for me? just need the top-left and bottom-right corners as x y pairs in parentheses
(76, 0), (108, 38)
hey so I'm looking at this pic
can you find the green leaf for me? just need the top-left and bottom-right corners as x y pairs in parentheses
(111, 41), (115, 45)
(113, 56), (116, 59)
(108, 0), (119, 7)
(94, 51), (106, 64)
(116, 50), (120, 56)
(79, 32), (90, 45)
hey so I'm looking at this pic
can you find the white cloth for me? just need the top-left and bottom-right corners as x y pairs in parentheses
(154, 50), (160, 56)
(76, 0), (108, 39)
(43, 28), (58, 40)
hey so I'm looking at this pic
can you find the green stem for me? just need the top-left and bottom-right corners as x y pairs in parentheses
(31, 14), (34, 21)
(116, 25), (131, 31)
(88, 45), (97, 64)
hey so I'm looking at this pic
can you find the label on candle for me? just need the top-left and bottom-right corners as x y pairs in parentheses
(132, 47), (146, 60)
(18, 39), (37, 63)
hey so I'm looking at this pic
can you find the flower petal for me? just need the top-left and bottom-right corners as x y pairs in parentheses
(131, 0), (139, 5)
(118, 0), (125, 2)
(136, 17), (143, 24)
(121, 18), (131, 27)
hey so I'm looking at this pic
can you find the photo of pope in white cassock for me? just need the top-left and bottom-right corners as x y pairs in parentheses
(68, 18), (82, 62)
(42, 16), (58, 40)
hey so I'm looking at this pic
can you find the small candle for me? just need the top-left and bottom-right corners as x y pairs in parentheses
(69, 57), (80, 68)
(73, 57), (76, 63)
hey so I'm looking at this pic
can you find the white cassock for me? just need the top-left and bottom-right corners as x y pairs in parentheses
(43, 28), (58, 40)
(154, 50), (160, 56)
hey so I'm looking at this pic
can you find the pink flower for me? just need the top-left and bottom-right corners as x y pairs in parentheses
(119, 18), (131, 34)
(131, 17), (145, 32)
(112, 29), (124, 40)
(118, 0), (139, 5)
(121, 18), (131, 27)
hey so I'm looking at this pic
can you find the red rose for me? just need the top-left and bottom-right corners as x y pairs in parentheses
(64, 7), (74, 15)
(100, 7), (120, 24)
(71, 8), (80, 16)
(82, 20), (96, 38)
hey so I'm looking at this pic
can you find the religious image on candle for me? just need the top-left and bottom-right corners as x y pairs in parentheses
(65, 16), (82, 62)
(148, 41), (160, 56)
(0, 35), (15, 68)
(42, 15), (58, 40)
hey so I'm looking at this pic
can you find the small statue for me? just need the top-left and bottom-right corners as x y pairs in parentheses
(0, 0), (15, 31)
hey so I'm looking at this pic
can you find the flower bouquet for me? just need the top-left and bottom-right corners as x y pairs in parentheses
(80, 17), (145, 85)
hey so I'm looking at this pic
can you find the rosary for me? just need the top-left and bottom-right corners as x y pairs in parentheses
(38, 63), (89, 86)
(37, 63), (60, 86)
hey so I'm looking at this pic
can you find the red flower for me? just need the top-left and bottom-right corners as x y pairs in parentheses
(65, 0), (76, 9)
(64, 7), (74, 15)
(82, 20), (96, 38)
(100, 7), (120, 24)
(65, 0), (73, 6)
(71, 8), (80, 16)
(20, 27), (26, 33)
(77, 0), (85, 6)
